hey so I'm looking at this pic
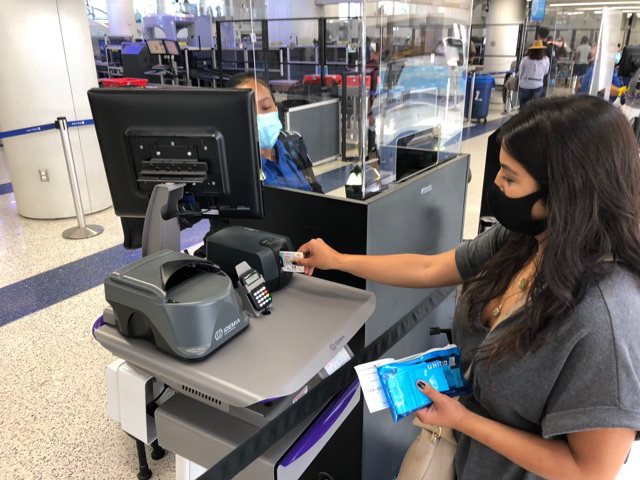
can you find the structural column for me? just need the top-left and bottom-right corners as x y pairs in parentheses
(0, 0), (111, 219)
(483, 0), (526, 74)
(107, 0), (137, 38)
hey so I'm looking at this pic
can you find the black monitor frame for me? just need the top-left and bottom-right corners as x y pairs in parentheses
(146, 39), (167, 55)
(619, 45), (640, 77)
(88, 88), (264, 250)
(163, 39), (180, 56)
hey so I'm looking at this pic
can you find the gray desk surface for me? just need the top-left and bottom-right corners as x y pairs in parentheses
(95, 274), (375, 407)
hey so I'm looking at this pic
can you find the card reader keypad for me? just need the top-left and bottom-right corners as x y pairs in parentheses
(250, 285), (272, 310)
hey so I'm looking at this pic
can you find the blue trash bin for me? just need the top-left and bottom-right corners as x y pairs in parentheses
(465, 75), (495, 123)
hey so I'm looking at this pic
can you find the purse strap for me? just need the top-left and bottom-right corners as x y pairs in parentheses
(412, 417), (458, 445)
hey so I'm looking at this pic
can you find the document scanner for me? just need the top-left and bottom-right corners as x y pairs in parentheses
(104, 249), (249, 361)
(206, 226), (294, 292)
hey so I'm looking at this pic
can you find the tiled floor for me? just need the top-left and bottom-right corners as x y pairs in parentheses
(1, 93), (638, 479)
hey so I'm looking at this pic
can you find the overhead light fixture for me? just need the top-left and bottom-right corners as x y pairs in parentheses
(575, 5), (640, 9)
(551, 2), (640, 7)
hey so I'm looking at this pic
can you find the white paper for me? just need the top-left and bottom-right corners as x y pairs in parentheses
(354, 358), (394, 413)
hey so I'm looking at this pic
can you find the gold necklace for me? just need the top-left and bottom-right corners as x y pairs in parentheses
(492, 250), (542, 318)
(492, 275), (531, 317)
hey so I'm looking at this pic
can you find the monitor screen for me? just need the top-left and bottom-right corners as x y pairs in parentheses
(619, 45), (640, 78)
(146, 39), (166, 55)
(88, 88), (264, 249)
(163, 39), (180, 56)
(290, 47), (316, 62)
(530, 0), (546, 23)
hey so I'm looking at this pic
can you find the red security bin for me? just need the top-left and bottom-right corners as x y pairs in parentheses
(302, 75), (321, 85)
(345, 75), (371, 88)
(302, 74), (342, 86)
(99, 78), (148, 88)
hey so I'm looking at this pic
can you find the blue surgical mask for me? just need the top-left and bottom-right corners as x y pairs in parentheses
(256, 111), (282, 150)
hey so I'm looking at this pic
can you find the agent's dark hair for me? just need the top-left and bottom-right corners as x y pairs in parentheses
(461, 96), (640, 365)
(226, 71), (275, 101)
(528, 48), (545, 61)
(537, 26), (550, 39)
(581, 36), (589, 44)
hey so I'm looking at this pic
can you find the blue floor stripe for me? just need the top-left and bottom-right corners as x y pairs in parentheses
(462, 116), (511, 141)
(0, 182), (13, 195)
(0, 117), (508, 327)
(0, 220), (210, 326)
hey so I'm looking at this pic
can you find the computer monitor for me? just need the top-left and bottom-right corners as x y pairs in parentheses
(87, 88), (264, 249)
(618, 45), (640, 78)
(163, 39), (180, 56)
(146, 39), (167, 55)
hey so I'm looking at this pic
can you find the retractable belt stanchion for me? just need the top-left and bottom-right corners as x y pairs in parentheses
(55, 116), (104, 240)
(467, 71), (476, 124)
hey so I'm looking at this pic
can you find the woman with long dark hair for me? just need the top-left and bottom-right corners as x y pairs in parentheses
(518, 39), (550, 107)
(296, 95), (640, 479)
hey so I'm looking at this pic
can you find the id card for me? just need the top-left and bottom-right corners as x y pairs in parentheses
(279, 251), (304, 273)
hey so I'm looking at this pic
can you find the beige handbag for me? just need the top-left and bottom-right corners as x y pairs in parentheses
(396, 417), (457, 480)
(505, 73), (519, 91)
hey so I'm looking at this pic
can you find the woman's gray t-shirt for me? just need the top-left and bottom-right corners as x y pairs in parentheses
(452, 225), (640, 480)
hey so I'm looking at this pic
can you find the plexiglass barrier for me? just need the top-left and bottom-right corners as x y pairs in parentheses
(223, 0), (474, 200)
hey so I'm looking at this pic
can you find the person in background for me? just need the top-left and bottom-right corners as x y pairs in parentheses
(557, 36), (570, 58)
(296, 95), (640, 480)
(517, 40), (550, 107)
(535, 27), (550, 52)
(468, 40), (477, 65)
(573, 36), (592, 77)
(578, 63), (625, 103)
(192, 72), (323, 258)
(503, 59), (518, 113)
(546, 35), (558, 86)
(179, 0), (194, 14)
(366, 42), (381, 157)
(227, 72), (323, 194)
(536, 27), (551, 94)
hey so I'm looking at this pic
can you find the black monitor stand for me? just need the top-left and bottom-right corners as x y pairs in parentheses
(141, 183), (185, 257)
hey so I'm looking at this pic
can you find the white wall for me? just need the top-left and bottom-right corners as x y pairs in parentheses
(0, 0), (111, 218)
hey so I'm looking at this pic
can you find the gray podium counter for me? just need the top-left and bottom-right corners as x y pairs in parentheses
(95, 274), (376, 478)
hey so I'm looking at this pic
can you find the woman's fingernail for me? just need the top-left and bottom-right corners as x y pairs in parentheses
(416, 380), (426, 389)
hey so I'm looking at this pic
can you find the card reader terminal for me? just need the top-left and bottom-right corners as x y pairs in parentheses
(236, 262), (272, 317)
(242, 270), (272, 310)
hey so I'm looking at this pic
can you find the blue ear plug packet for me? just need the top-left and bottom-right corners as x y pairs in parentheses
(376, 345), (471, 422)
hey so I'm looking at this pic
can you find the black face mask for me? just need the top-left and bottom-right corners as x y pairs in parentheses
(487, 183), (546, 236)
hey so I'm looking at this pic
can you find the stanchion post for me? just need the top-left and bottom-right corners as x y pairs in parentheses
(55, 116), (104, 239)
(467, 71), (476, 124)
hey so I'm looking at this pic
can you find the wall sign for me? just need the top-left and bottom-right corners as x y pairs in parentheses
(531, 0), (546, 23)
